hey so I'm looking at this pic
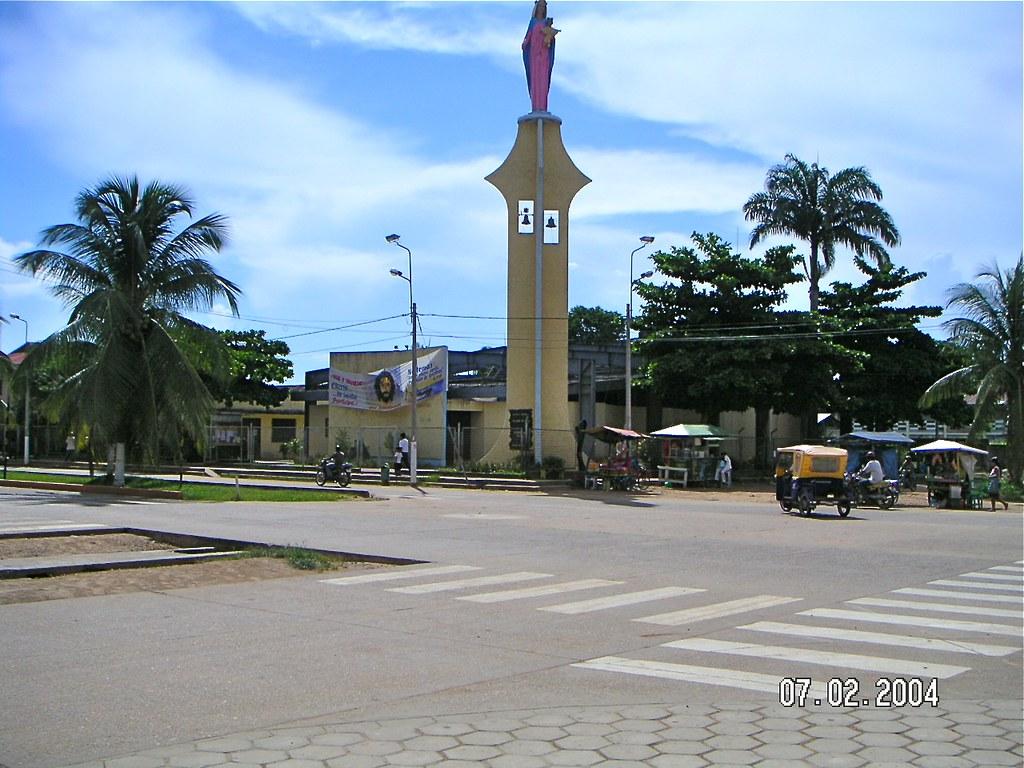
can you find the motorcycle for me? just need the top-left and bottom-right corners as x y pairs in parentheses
(845, 473), (899, 509)
(315, 455), (353, 488)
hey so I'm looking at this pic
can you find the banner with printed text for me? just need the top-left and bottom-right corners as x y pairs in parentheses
(329, 349), (446, 411)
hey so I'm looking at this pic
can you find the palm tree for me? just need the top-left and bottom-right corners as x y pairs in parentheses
(15, 176), (241, 484)
(919, 256), (1024, 484)
(743, 154), (901, 311)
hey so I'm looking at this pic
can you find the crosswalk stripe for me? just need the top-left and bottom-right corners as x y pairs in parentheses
(573, 656), (828, 698)
(540, 587), (705, 615)
(849, 597), (1022, 619)
(959, 571), (1024, 582)
(989, 565), (1024, 573)
(634, 595), (801, 626)
(662, 638), (970, 678)
(457, 579), (622, 603)
(739, 620), (1019, 657)
(320, 565), (480, 585)
(388, 572), (551, 594)
(930, 579), (1023, 593)
(0, 523), (107, 533)
(893, 587), (1022, 604)
(802, 608), (1023, 637)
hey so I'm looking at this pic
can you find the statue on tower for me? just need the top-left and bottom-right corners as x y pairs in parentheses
(522, 0), (559, 112)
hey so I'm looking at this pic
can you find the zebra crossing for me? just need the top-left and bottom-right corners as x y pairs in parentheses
(321, 563), (804, 623)
(0, 517), (109, 535)
(574, 561), (1023, 696)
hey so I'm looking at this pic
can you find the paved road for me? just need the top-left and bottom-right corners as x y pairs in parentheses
(0, 483), (1021, 768)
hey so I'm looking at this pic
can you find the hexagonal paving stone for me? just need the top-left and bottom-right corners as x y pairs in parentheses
(556, 735), (611, 751)
(955, 735), (1016, 750)
(708, 721), (761, 737)
(419, 722), (475, 737)
(501, 740), (558, 757)
(710, 709), (761, 724)
(441, 745), (503, 761)
(254, 736), (311, 751)
(290, 744), (356, 761)
(950, 722), (1004, 736)
(563, 723), (616, 737)
(229, 750), (288, 764)
(546, 749), (604, 766)
(663, 715), (715, 729)
(907, 740), (964, 757)
(649, 755), (709, 768)
(348, 741), (403, 756)
(324, 755), (386, 768)
(856, 719), (909, 734)
(700, 748), (759, 765)
(908, 757), (973, 768)
(489, 755), (549, 768)
(754, 730), (808, 746)
(265, 760), (324, 768)
(804, 738), (860, 755)
(804, 713), (859, 727)
(960, 751), (1023, 766)
(195, 737), (257, 753)
(512, 727), (569, 741)
(168, 753), (228, 768)
(753, 742), (812, 760)
(657, 727), (714, 742)
(468, 718), (526, 732)
(568, 709), (626, 725)
(459, 731), (512, 747)
(385, 750), (442, 766)
(605, 730), (661, 746)
(525, 714), (577, 727)
(313, 733), (366, 747)
(755, 718), (809, 732)
(855, 746), (918, 763)
(853, 732), (911, 748)
(706, 735), (760, 752)
(806, 753), (867, 768)
(615, 719), (664, 733)
(900, 716), (953, 729)
(805, 726), (859, 741)
(599, 743), (659, 761)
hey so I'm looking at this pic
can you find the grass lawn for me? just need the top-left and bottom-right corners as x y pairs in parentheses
(0, 470), (359, 503)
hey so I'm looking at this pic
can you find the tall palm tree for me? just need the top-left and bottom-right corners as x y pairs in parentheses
(15, 176), (241, 483)
(743, 154), (901, 311)
(919, 256), (1024, 484)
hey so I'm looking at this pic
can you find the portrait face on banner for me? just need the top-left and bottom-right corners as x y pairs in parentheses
(374, 370), (398, 404)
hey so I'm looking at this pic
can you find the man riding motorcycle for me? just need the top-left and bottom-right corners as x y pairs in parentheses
(856, 451), (884, 489)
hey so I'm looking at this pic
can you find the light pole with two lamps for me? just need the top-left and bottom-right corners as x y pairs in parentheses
(9, 313), (29, 465)
(625, 236), (654, 431)
(386, 234), (418, 485)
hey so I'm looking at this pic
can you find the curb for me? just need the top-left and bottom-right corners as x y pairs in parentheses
(0, 479), (182, 500)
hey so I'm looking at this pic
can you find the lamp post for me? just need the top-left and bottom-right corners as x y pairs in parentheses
(625, 236), (654, 431)
(386, 234), (417, 485)
(9, 313), (29, 465)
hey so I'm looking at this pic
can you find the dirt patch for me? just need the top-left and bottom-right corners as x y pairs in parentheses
(0, 533), (177, 559)
(0, 532), (389, 605)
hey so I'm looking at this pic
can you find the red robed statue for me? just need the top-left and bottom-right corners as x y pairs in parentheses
(522, 0), (559, 112)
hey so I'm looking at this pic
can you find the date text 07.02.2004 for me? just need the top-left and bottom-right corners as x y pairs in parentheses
(779, 677), (939, 708)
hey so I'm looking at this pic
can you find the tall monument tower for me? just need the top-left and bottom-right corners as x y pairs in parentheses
(486, 1), (589, 464)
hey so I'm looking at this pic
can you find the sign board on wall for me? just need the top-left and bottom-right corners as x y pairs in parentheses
(329, 349), (447, 412)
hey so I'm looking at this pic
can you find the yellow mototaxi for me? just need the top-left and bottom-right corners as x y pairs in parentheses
(775, 445), (851, 517)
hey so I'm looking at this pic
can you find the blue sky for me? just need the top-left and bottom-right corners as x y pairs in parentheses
(1, 1), (1021, 384)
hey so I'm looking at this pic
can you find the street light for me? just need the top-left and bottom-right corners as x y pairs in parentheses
(9, 313), (29, 465)
(386, 234), (418, 485)
(625, 236), (654, 431)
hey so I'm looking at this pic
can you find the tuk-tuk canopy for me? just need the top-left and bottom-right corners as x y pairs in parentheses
(585, 425), (648, 443)
(650, 424), (731, 439)
(778, 444), (848, 456)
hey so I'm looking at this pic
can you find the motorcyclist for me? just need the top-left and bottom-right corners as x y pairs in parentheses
(328, 444), (346, 477)
(856, 451), (884, 492)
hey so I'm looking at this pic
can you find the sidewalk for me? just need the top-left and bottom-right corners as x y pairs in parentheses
(63, 699), (1022, 768)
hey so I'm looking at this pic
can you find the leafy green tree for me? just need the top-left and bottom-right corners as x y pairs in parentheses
(569, 305), (625, 345)
(743, 154), (901, 311)
(635, 233), (820, 465)
(919, 256), (1024, 483)
(206, 329), (293, 408)
(818, 261), (962, 431)
(14, 176), (241, 482)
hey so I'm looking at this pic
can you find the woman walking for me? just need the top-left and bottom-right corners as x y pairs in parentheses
(988, 459), (1010, 510)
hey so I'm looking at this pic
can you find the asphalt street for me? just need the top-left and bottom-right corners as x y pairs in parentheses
(0, 483), (1021, 768)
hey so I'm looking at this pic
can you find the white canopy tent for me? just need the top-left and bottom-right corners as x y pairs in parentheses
(911, 439), (989, 477)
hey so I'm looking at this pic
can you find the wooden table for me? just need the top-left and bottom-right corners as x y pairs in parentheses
(657, 465), (689, 488)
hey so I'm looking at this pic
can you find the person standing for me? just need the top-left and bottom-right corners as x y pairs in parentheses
(988, 458), (1010, 510)
(65, 433), (76, 464)
(398, 432), (410, 479)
